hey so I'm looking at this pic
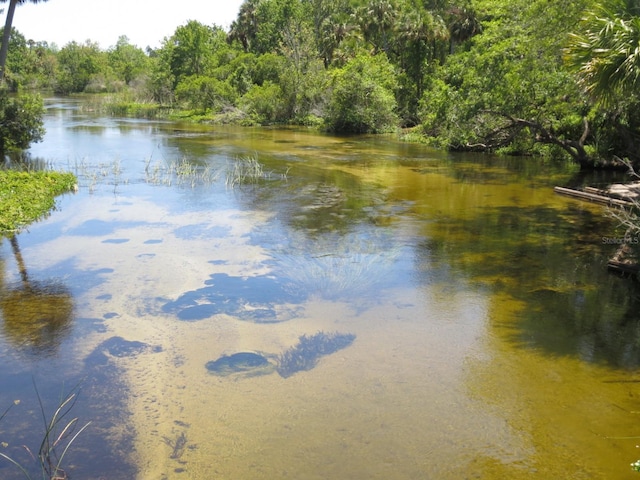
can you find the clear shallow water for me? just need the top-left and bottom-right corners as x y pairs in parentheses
(1, 97), (639, 479)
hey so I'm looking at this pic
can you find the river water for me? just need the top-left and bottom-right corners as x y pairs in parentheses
(1, 97), (639, 479)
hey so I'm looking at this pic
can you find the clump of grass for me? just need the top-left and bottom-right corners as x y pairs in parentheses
(105, 102), (165, 119)
(225, 155), (266, 188)
(225, 155), (289, 188)
(0, 381), (90, 480)
(145, 157), (222, 187)
(276, 331), (356, 378)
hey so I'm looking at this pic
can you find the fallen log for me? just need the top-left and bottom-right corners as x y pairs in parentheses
(553, 186), (633, 207)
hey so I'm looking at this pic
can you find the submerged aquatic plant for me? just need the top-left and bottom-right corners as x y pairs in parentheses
(276, 331), (356, 378)
(0, 381), (90, 480)
(272, 230), (402, 302)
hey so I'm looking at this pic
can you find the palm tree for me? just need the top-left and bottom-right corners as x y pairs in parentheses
(394, 8), (447, 102)
(318, 13), (354, 68)
(447, 6), (482, 54)
(356, 0), (397, 55)
(227, 0), (260, 53)
(564, 0), (640, 106)
(0, 0), (48, 82)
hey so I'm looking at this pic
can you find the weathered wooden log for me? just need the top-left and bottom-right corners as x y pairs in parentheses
(553, 186), (633, 206)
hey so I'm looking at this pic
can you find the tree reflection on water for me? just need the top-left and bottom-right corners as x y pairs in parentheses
(0, 235), (73, 356)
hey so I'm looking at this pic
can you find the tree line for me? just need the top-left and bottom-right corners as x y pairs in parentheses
(2, 0), (639, 169)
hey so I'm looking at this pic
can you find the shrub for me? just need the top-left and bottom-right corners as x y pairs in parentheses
(324, 54), (398, 133)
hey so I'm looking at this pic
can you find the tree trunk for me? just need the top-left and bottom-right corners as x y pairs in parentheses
(0, 0), (18, 82)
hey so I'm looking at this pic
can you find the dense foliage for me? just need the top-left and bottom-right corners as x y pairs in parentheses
(0, 87), (45, 155)
(2, 0), (640, 168)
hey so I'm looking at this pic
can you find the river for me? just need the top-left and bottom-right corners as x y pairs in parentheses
(1, 97), (639, 479)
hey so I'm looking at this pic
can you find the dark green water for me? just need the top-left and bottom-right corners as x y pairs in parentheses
(0, 97), (639, 479)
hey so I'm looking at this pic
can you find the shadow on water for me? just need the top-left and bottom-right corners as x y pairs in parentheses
(419, 200), (640, 368)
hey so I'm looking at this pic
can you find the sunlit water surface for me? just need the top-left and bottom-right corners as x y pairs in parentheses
(1, 98), (640, 479)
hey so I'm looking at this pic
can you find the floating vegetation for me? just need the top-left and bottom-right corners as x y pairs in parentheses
(205, 352), (275, 377)
(276, 331), (356, 378)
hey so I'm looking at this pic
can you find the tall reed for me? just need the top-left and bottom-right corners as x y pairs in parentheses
(0, 381), (90, 480)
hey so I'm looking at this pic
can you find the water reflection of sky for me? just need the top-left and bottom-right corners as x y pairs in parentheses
(1, 100), (640, 479)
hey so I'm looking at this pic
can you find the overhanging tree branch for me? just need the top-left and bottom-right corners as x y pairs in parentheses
(466, 110), (592, 168)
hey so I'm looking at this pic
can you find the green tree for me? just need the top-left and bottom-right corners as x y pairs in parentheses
(307, 0), (356, 68)
(168, 21), (219, 84)
(0, 26), (27, 88)
(107, 35), (150, 85)
(275, 2), (327, 122)
(154, 20), (224, 96)
(0, 1), (47, 158)
(20, 39), (58, 90)
(446, 4), (482, 54)
(0, 88), (44, 156)
(325, 53), (398, 133)
(257, 0), (303, 54)
(0, 28), (58, 90)
(240, 80), (284, 123)
(175, 75), (236, 113)
(420, 0), (596, 167)
(54, 41), (107, 94)
(0, 0), (49, 82)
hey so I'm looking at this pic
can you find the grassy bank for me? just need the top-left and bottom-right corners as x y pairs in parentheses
(0, 170), (77, 234)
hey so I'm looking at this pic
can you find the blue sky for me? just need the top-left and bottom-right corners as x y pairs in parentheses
(13, 0), (244, 49)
